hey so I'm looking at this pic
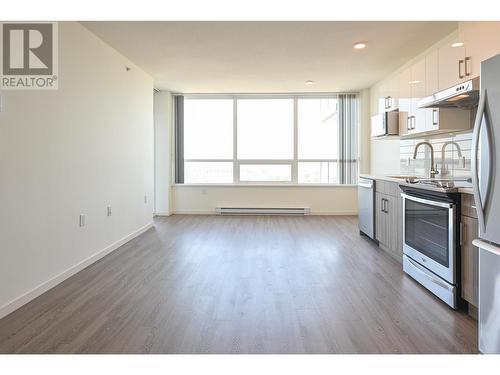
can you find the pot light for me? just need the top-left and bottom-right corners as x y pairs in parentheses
(409, 80), (421, 84)
(354, 42), (367, 49)
(305, 80), (314, 85)
(452, 42), (464, 48)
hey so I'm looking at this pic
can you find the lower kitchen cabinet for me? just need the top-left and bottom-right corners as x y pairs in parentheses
(461, 214), (479, 307)
(375, 181), (403, 262)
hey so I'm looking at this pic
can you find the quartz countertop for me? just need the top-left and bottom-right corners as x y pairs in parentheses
(359, 174), (474, 195)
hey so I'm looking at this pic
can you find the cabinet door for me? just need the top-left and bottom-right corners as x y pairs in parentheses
(410, 59), (428, 134)
(398, 68), (412, 135)
(377, 81), (389, 113)
(425, 49), (439, 96)
(425, 108), (440, 132)
(461, 215), (479, 306)
(460, 21), (500, 79)
(438, 39), (466, 90)
(375, 192), (387, 246)
(386, 74), (399, 111)
(386, 194), (403, 260)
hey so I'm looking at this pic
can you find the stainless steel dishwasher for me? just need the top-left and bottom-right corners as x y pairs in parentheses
(358, 177), (375, 240)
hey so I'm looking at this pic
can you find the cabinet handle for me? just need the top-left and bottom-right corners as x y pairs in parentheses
(407, 116), (411, 130)
(381, 198), (388, 213)
(459, 59), (465, 79)
(385, 199), (389, 214)
(432, 109), (438, 126)
(387, 96), (391, 109)
(381, 198), (385, 213)
(465, 57), (471, 77)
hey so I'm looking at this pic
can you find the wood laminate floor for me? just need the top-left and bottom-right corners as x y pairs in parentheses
(0, 215), (478, 354)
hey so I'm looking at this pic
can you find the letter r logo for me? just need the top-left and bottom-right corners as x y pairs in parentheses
(2, 23), (53, 75)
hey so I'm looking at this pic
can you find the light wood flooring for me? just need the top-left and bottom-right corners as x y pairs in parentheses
(0, 215), (478, 353)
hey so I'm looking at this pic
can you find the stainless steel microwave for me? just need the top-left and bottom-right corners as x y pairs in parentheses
(371, 110), (399, 138)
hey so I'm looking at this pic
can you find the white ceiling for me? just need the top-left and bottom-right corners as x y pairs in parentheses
(82, 21), (457, 93)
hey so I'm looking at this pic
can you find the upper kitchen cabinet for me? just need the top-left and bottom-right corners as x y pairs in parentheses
(409, 58), (427, 134)
(459, 22), (500, 79)
(398, 68), (411, 136)
(400, 59), (428, 136)
(425, 49), (439, 96)
(377, 74), (399, 113)
(438, 35), (466, 90)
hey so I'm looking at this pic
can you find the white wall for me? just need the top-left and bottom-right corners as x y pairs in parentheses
(0, 22), (154, 318)
(173, 185), (357, 215)
(154, 91), (173, 215)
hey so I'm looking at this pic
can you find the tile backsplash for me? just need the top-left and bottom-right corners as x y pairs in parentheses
(400, 131), (473, 179)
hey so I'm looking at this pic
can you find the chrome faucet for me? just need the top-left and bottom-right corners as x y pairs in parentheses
(440, 141), (463, 176)
(413, 141), (439, 178)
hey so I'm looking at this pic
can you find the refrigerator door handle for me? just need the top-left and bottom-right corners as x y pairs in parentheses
(473, 239), (500, 256)
(471, 88), (493, 233)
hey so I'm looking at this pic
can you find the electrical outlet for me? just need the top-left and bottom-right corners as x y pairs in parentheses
(107, 206), (112, 216)
(79, 214), (86, 227)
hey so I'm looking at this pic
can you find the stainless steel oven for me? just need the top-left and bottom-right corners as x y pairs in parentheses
(401, 189), (459, 308)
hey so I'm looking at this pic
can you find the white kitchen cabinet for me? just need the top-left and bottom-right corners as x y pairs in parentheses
(460, 22), (500, 79)
(398, 68), (411, 136)
(386, 74), (399, 111)
(438, 37), (466, 90)
(409, 58), (427, 135)
(425, 49), (439, 96)
(377, 74), (399, 113)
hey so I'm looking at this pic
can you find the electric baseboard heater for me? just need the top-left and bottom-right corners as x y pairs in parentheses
(215, 207), (311, 215)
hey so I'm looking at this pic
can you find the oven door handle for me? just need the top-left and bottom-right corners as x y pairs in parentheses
(405, 256), (451, 290)
(401, 193), (453, 209)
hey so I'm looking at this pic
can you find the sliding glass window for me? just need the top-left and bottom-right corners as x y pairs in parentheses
(175, 94), (358, 185)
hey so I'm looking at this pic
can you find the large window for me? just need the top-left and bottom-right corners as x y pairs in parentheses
(175, 94), (358, 185)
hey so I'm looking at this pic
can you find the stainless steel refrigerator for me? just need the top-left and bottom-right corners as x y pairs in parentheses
(471, 53), (500, 354)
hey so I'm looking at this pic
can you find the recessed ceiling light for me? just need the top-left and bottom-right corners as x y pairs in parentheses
(305, 80), (314, 85)
(409, 80), (421, 84)
(354, 42), (367, 49)
(452, 42), (464, 48)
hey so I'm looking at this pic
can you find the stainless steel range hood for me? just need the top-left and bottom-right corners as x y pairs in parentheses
(418, 77), (480, 109)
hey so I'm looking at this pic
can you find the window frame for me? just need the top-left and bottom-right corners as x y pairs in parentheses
(178, 93), (358, 186)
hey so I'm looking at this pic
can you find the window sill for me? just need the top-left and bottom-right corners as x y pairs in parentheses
(173, 183), (357, 188)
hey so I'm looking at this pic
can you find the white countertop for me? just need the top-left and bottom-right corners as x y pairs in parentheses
(359, 174), (474, 195)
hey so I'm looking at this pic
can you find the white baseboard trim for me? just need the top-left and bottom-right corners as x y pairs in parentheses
(0, 221), (154, 320)
(154, 211), (172, 217)
(173, 210), (214, 215)
(173, 210), (358, 216)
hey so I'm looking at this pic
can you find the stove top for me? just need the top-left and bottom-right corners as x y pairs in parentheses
(401, 177), (472, 192)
